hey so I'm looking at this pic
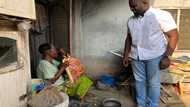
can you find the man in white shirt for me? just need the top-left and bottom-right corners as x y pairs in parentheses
(123, 0), (178, 107)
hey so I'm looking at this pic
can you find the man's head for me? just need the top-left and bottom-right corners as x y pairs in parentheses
(38, 43), (57, 58)
(129, 0), (150, 17)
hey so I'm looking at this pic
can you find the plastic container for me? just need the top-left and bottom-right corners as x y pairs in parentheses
(31, 79), (43, 95)
(55, 92), (69, 107)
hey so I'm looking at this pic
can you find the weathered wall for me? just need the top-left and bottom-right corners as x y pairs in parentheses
(29, 3), (49, 78)
(0, 24), (31, 107)
(49, 0), (70, 51)
(72, 0), (132, 78)
(178, 9), (190, 50)
(29, 0), (70, 77)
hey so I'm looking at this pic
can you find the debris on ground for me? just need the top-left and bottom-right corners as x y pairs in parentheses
(28, 86), (67, 107)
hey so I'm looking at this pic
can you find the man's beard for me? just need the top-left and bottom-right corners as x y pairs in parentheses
(133, 11), (144, 17)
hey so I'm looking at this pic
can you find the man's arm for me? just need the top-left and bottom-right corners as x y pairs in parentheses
(160, 29), (178, 69)
(123, 32), (132, 67)
(164, 29), (178, 56)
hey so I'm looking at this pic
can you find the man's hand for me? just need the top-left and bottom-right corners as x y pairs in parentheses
(159, 56), (171, 70)
(123, 57), (129, 67)
(161, 29), (178, 70)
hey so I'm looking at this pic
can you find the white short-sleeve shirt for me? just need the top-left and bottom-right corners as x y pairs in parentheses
(127, 7), (177, 60)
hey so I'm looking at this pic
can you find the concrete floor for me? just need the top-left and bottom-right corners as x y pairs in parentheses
(85, 87), (190, 107)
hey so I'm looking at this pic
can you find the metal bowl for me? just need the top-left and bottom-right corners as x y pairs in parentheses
(102, 98), (121, 107)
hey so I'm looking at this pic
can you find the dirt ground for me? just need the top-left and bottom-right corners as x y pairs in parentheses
(85, 87), (190, 107)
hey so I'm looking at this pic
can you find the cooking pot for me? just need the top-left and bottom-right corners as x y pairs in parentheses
(102, 98), (121, 107)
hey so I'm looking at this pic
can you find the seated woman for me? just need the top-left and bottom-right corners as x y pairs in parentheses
(37, 43), (68, 85)
(37, 43), (92, 98)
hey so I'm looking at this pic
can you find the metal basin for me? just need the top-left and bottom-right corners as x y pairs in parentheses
(102, 98), (121, 107)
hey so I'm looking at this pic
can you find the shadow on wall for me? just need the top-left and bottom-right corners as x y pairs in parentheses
(79, 0), (132, 78)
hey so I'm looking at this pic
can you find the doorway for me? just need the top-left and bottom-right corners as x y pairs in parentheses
(29, 0), (71, 78)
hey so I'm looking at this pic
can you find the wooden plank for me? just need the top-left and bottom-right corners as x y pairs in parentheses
(183, 0), (190, 8)
(0, 0), (5, 8)
(160, 85), (182, 104)
(153, 0), (182, 9)
(160, 72), (185, 84)
(181, 82), (190, 93)
(172, 51), (190, 58)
